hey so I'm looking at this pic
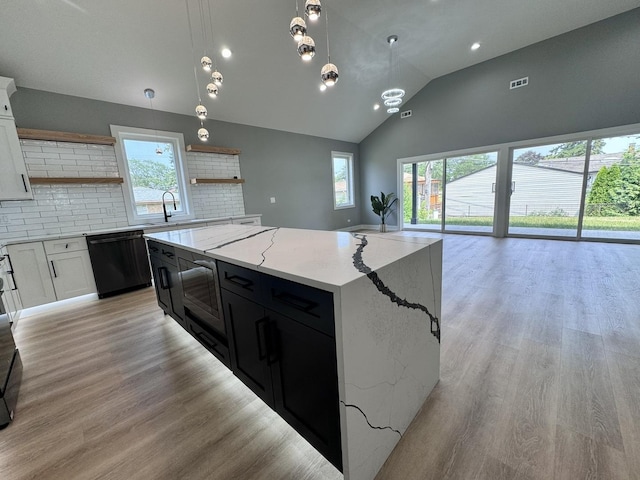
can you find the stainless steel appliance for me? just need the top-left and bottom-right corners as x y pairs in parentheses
(177, 250), (230, 365)
(86, 230), (152, 298)
(0, 278), (21, 429)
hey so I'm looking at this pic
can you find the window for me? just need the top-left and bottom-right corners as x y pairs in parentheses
(111, 125), (193, 224)
(332, 151), (355, 209)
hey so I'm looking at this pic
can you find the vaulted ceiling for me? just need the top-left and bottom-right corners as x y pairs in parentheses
(0, 0), (637, 143)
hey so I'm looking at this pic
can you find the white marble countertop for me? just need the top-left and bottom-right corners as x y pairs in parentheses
(145, 225), (440, 291)
(0, 215), (261, 247)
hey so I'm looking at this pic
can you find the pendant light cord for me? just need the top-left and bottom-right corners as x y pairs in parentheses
(325, 1), (331, 63)
(185, 0), (203, 103)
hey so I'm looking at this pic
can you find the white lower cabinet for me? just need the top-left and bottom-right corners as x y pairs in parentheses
(7, 237), (96, 308)
(6, 242), (56, 308)
(48, 249), (96, 301)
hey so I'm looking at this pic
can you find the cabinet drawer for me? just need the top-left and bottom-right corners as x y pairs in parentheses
(186, 314), (230, 367)
(264, 276), (334, 337)
(147, 241), (177, 266)
(218, 261), (262, 302)
(43, 237), (87, 255)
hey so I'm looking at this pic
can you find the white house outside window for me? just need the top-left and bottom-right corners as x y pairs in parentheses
(111, 125), (193, 225)
(332, 151), (355, 209)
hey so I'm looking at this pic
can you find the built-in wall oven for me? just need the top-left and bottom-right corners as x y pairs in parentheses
(177, 250), (230, 366)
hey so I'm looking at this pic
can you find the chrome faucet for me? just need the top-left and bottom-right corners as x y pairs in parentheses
(162, 191), (177, 222)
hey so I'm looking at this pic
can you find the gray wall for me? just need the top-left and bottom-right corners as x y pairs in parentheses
(359, 8), (640, 226)
(11, 89), (359, 230)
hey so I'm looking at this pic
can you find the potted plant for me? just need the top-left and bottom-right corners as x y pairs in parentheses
(370, 192), (397, 232)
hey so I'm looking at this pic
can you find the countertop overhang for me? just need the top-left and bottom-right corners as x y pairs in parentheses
(145, 225), (440, 292)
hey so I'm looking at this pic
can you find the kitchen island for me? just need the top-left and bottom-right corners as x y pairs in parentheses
(145, 225), (442, 480)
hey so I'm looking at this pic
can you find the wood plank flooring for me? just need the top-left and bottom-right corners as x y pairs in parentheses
(1, 234), (639, 479)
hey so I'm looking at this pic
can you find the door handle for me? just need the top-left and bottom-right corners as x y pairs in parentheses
(158, 266), (169, 289)
(225, 273), (253, 289)
(255, 317), (269, 361)
(272, 290), (318, 315)
(50, 260), (58, 278)
(266, 321), (280, 366)
(21, 174), (28, 193)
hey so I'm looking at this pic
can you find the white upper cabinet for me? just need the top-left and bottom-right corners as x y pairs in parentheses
(0, 76), (32, 201)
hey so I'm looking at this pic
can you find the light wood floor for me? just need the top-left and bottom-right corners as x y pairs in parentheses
(1, 234), (639, 479)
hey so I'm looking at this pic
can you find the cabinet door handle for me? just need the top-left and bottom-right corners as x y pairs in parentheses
(266, 321), (280, 366)
(255, 317), (269, 360)
(21, 174), (28, 193)
(272, 290), (319, 315)
(224, 273), (253, 289)
(50, 260), (58, 278)
(5, 255), (18, 290)
(158, 266), (169, 289)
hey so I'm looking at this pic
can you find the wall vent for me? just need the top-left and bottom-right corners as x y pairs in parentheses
(510, 77), (529, 90)
(400, 110), (412, 118)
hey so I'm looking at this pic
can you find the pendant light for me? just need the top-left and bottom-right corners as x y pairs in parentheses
(381, 35), (405, 114)
(298, 35), (316, 61)
(305, 0), (321, 21)
(290, 0), (307, 42)
(186, 0), (209, 141)
(320, 2), (338, 87)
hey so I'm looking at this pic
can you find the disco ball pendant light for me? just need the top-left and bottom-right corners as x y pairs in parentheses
(290, 17), (307, 42)
(211, 70), (223, 86)
(206, 83), (218, 98)
(305, 0), (321, 21)
(200, 56), (212, 72)
(298, 35), (316, 61)
(195, 103), (208, 120)
(320, 3), (338, 87)
(198, 123), (209, 141)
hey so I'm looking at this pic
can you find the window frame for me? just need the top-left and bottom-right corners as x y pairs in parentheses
(111, 125), (194, 225)
(332, 151), (355, 210)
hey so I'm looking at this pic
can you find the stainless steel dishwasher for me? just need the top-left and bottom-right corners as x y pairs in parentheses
(86, 230), (152, 298)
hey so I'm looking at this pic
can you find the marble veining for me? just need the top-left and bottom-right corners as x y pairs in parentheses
(340, 401), (402, 438)
(351, 233), (441, 342)
(205, 226), (278, 252)
(258, 228), (280, 267)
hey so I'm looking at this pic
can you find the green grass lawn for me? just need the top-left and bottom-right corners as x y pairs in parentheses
(408, 215), (640, 231)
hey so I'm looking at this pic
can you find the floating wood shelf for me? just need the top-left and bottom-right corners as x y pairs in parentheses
(28, 177), (124, 185)
(186, 144), (241, 155)
(190, 178), (245, 185)
(17, 128), (116, 145)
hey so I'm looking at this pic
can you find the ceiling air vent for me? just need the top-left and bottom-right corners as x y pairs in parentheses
(510, 77), (529, 90)
(400, 110), (412, 119)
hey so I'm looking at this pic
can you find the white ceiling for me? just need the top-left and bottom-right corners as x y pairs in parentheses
(0, 0), (637, 143)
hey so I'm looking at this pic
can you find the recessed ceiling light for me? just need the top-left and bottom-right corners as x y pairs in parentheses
(373, 103), (380, 110)
(471, 42), (481, 51)
(221, 48), (232, 58)
(319, 83), (327, 92)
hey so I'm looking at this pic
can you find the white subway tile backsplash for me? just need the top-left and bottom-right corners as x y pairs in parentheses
(1, 142), (247, 239)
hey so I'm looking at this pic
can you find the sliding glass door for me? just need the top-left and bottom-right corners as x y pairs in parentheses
(581, 133), (640, 241)
(402, 152), (497, 234)
(508, 142), (587, 237)
(402, 161), (443, 231)
(399, 125), (640, 243)
(444, 153), (497, 233)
